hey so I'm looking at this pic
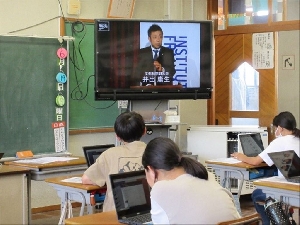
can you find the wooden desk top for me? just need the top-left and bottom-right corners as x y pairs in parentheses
(0, 165), (30, 176)
(205, 159), (268, 169)
(4, 156), (86, 169)
(45, 174), (106, 192)
(253, 179), (300, 192)
(65, 211), (121, 225)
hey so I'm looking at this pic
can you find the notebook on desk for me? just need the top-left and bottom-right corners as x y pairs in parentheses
(239, 133), (264, 157)
(82, 144), (114, 167)
(268, 150), (300, 183)
(109, 170), (152, 225)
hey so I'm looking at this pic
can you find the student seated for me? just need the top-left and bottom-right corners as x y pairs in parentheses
(142, 137), (241, 224)
(82, 111), (147, 212)
(231, 111), (300, 225)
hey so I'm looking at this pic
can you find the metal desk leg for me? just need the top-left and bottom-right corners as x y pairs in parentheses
(222, 169), (244, 198)
(59, 200), (68, 225)
(220, 169), (244, 216)
(86, 203), (95, 215)
(57, 190), (86, 225)
(58, 192), (68, 225)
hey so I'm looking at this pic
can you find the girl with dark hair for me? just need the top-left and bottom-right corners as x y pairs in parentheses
(231, 111), (300, 224)
(142, 137), (240, 224)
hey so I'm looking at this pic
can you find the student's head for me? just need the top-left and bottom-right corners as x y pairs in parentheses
(273, 111), (300, 138)
(142, 137), (208, 186)
(114, 111), (145, 143)
(147, 24), (163, 49)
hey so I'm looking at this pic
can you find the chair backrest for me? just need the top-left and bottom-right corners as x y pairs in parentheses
(217, 213), (261, 225)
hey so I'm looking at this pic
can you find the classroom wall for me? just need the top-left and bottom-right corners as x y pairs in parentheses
(1, 0), (207, 209)
(277, 30), (300, 120)
(1, 0), (298, 209)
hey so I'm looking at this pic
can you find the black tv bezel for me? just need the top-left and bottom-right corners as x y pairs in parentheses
(94, 19), (214, 101)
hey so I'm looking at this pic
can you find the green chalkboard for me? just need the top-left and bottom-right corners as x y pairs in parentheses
(0, 36), (67, 157)
(65, 21), (119, 129)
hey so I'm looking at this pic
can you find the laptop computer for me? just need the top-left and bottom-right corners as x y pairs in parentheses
(109, 170), (152, 225)
(238, 133), (264, 157)
(0, 153), (4, 160)
(82, 144), (114, 167)
(268, 150), (300, 183)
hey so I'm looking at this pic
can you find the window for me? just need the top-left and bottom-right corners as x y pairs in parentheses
(216, 0), (300, 30)
(231, 118), (259, 125)
(231, 62), (259, 111)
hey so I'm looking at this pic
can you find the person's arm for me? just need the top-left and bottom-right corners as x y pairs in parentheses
(158, 47), (175, 76)
(150, 197), (169, 224)
(81, 174), (97, 185)
(132, 48), (153, 86)
(81, 156), (106, 186)
(231, 152), (264, 165)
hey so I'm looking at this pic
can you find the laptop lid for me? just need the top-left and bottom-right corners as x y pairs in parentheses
(109, 170), (151, 221)
(82, 144), (114, 167)
(239, 133), (264, 157)
(268, 150), (300, 179)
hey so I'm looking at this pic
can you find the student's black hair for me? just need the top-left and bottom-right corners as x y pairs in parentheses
(273, 111), (300, 138)
(142, 137), (208, 180)
(147, 24), (163, 37)
(114, 111), (145, 142)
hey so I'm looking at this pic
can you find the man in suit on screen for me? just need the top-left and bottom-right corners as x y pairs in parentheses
(132, 24), (176, 86)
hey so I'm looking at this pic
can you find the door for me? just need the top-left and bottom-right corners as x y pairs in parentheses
(211, 33), (277, 142)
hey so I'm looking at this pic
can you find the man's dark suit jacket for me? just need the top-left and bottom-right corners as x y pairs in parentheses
(131, 46), (176, 86)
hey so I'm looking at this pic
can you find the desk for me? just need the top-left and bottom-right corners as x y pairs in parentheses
(0, 165), (31, 224)
(45, 174), (106, 224)
(65, 211), (121, 225)
(253, 177), (300, 207)
(206, 159), (268, 215)
(5, 156), (87, 180)
(205, 159), (268, 197)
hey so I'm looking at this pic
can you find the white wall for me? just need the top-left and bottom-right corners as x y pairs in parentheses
(277, 30), (300, 120)
(0, 0), (60, 36)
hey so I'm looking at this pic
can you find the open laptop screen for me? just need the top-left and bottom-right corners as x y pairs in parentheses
(239, 133), (264, 157)
(268, 150), (300, 178)
(82, 144), (114, 167)
(110, 170), (151, 218)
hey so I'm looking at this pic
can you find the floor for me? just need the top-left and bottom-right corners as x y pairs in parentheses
(31, 194), (257, 224)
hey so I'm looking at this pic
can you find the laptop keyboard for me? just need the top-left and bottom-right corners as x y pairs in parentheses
(121, 213), (152, 225)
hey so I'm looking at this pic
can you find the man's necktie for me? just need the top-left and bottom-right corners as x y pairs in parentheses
(153, 50), (158, 60)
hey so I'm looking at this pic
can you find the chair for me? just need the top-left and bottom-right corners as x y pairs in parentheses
(217, 213), (262, 225)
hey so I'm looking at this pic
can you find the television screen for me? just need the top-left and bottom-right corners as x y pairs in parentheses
(95, 19), (213, 100)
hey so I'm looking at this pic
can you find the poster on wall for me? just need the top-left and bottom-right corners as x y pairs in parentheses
(107, 0), (135, 18)
(252, 32), (274, 69)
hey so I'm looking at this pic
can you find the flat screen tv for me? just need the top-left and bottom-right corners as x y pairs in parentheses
(94, 19), (213, 100)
